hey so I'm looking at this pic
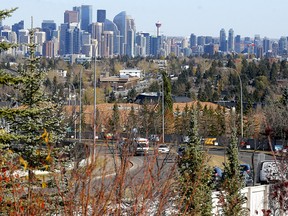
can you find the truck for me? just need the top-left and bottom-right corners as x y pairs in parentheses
(134, 137), (149, 156)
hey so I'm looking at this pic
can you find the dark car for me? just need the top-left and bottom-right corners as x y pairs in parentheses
(240, 164), (253, 186)
(210, 167), (223, 190)
(213, 167), (223, 181)
(177, 146), (186, 158)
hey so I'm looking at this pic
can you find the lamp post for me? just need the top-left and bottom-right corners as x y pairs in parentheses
(93, 44), (98, 147)
(223, 67), (243, 139)
(162, 75), (165, 143)
(79, 67), (82, 143)
(69, 83), (77, 139)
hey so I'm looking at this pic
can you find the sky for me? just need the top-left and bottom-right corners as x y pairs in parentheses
(1, 0), (287, 39)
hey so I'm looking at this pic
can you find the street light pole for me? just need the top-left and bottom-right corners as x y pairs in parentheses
(162, 77), (165, 143)
(226, 67), (243, 139)
(79, 67), (82, 143)
(69, 83), (77, 139)
(93, 44), (97, 146)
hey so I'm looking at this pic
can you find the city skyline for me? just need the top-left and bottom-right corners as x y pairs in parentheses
(1, 0), (288, 39)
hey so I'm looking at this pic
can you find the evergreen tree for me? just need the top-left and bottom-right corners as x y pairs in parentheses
(161, 70), (173, 112)
(125, 106), (138, 135)
(218, 127), (247, 215)
(281, 88), (288, 107)
(180, 104), (190, 137)
(108, 102), (121, 138)
(127, 87), (137, 102)
(0, 29), (66, 168)
(0, 25), (66, 214)
(174, 106), (182, 135)
(178, 109), (212, 215)
(270, 62), (278, 84)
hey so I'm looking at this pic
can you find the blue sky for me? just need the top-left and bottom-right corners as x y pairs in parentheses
(1, 0), (287, 39)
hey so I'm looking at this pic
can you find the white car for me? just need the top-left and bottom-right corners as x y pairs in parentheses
(157, 144), (170, 154)
(258, 160), (287, 184)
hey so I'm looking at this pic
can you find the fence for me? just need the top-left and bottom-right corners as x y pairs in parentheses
(212, 185), (270, 215)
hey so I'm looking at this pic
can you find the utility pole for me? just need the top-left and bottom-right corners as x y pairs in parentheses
(224, 67), (243, 139)
(162, 74), (165, 143)
(93, 44), (97, 156)
(79, 68), (82, 143)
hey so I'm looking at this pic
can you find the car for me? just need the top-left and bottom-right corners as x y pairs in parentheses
(182, 136), (190, 143)
(149, 134), (160, 142)
(213, 167), (223, 181)
(209, 167), (223, 190)
(177, 146), (186, 158)
(157, 144), (170, 154)
(104, 133), (114, 140)
(240, 164), (251, 174)
(239, 164), (253, 186)
(134, 137), (149, 156)
(258, 160), (287, 184)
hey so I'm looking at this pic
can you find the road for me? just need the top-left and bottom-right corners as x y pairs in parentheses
(88, 142), (277, 190)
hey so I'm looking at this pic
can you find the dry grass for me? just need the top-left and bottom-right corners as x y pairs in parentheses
(208, 155), (226, 168)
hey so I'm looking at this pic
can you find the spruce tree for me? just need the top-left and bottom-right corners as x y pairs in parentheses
(108, 102), (120, 139)
(178, 109), (213, 215)
(218, 127), (247, 215)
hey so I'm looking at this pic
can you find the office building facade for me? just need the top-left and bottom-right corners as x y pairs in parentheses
(80, 5), (92, 32)
(97, 10), (106, 23)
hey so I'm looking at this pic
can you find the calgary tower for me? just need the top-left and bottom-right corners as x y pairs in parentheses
(155, 21), (162, 37)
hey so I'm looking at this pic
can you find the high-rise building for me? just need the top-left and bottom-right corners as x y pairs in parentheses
(228, 28), (234, 52)
(182, 38), (188, 49)
(104, 19), (120, 55)
(64, 10), (78, 24)
(113, 11), (127, 55)
(18, 29), (29, 44)
(263, 37), (271, 54)
(189, 33), (196, 48)
(102, 31), (114, 57)
(59, 23), (69, 55)
(91, 22), (103, 56)
(1, 30), (15, 44)
(254, 34), (261, 56)
(43, 37), (59, 58)
(150, 36), (161, 56)
(141, 32), (150, 56)
(52, 30), (59, 39)
(219, 28), (227, 52)
(97, 10), (106, 23)
(12, 20), (24, 40)
(41, 20), (56, 41)
(197, 36), (205, 46)
(135, 32), (147, 56)
(205, 36), (213, 44)
(278, 36), (287, 55)
(126, 15), (136, 57)
(64, 23), (82, 54)
(80, 5), (92, 32)
(271, 41), (278, 56)
(35, 31), (46, 55)
(72, 6), (81, 23)
(204, 43), (215, 56)
(81, 31), (91, 46)
(235, 35), (241, 53)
